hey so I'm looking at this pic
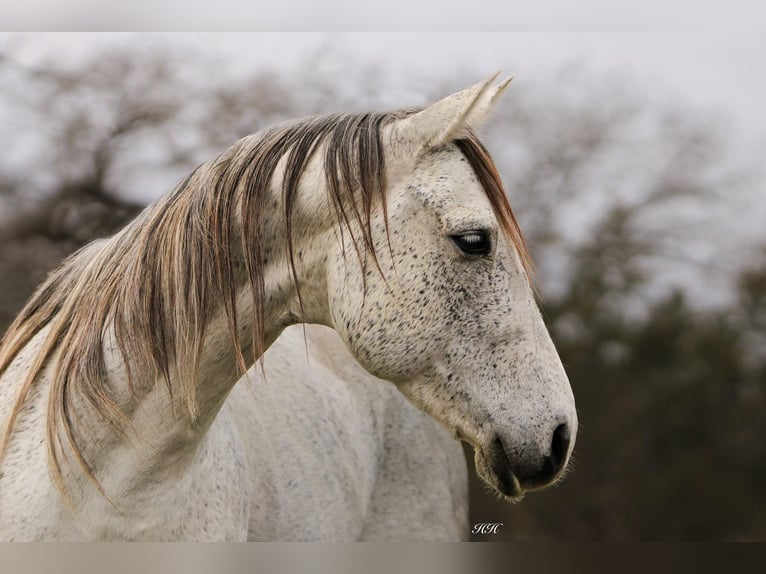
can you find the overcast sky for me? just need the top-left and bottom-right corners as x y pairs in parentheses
(2, 0), (765, 33)
(4, 32), (765, 144)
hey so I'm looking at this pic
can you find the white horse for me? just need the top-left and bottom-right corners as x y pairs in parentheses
(0, 75), (577, 541)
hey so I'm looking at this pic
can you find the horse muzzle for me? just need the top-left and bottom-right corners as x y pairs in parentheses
(481, 421), (574, 498)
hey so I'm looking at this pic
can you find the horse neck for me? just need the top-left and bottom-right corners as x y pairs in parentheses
(176, 198), (333, 415)
(69, 174), (336, 482)
(180, 233), (333, 431)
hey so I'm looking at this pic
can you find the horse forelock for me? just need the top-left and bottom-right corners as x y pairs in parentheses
(0, 109), (532, 498)
(455, 133), (534, 281)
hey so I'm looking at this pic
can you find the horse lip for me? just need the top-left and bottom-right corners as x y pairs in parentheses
(461, 429), (525, 499)
(453, 426), (470, 443)
(475, 443), (524, 500)
(489, 453), (523, 499)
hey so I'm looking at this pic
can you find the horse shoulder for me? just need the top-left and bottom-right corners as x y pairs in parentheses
(277, 325), (470, 541)
(360, 387), (470, 541)
(0, 327), (71, 540)
(0, 325), (250, 541)
(228, 325), (382, 541)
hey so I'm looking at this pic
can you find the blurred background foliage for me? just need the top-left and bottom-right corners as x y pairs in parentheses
(0, 40), (764, 541)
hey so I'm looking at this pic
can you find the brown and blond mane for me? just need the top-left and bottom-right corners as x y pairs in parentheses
(0, 110), (532, 496)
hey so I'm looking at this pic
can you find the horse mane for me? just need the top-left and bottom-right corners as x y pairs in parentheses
(0, 109), (532, 497)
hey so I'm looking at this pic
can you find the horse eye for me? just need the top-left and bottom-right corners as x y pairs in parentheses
(451, 231), (492, 256)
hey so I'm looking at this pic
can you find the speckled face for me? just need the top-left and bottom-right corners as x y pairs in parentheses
(327, 144), (577, 501)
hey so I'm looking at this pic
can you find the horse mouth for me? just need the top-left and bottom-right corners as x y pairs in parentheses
(454, 427), (525, 500)
(475, 447), (525, 501)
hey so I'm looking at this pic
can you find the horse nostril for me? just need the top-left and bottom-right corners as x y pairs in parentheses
(489, 424), (571, 491)
(549, 423), (571, 472)
(522, 423), (570, 487)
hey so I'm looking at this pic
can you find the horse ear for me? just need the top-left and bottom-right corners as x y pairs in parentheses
(463, 76), (513, 134)
(395, 73), (512, 151)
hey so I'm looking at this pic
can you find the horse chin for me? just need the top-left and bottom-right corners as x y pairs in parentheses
(474, 449), (525, 503)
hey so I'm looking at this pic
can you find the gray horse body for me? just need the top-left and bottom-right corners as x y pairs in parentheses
(226, 324), (468, 541)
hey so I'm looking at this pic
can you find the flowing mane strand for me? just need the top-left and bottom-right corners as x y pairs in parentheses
(0, 110), (532, 496)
